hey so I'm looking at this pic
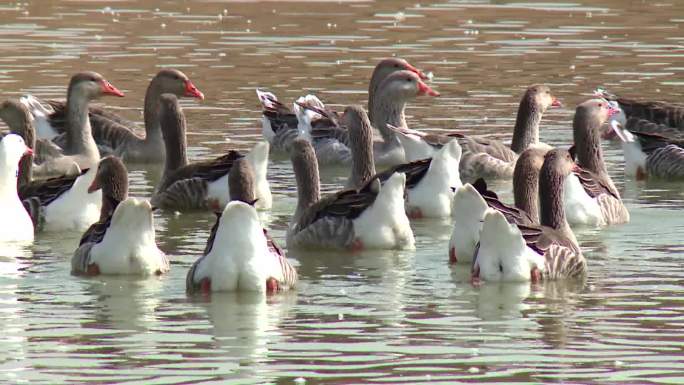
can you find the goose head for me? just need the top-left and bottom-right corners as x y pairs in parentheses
(154, 68), (204, 100)
(68, 71), (125, 100)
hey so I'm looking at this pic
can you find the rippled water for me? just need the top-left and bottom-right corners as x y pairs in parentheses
(1, 0), (683, 384)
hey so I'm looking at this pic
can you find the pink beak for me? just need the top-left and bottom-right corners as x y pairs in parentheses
(100, 80), (125, 97)
(185, 80), (205, 100)
(606, 104), (620, 118)
(551, 97), (562, 107)
(24, 148), (33, 156)
(405, 62), (429, 81)
(417, 80), (440, 97)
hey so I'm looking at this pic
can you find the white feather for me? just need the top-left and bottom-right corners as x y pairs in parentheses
(563, 174), (604, 227)
(448, 183), (488, 264)
(475, 209), (544, 282)
(20, 95), (59, 140)
(0, 134), (34, 242)
(353, 172), (415, 249)
(43, 167), (101, 232)
(89, 198), (166, 275)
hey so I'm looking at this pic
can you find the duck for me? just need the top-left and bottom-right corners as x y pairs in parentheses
(448, 147), (547, 264)
(23, 69), (204, 163)
(609, 119), (684, 179)
(0, 134), (35, 242)
(186, 158), (297, 294)
(25, 72), (124, 172)
(563, 99), (630, 226)
(389, 84), (560, 181)
(343, 105), (462, 218)
(71, 156), (169, 276)
(287, 138), (414, 251)
(150, 94), (271, 211)
(0, 100), (81, 180)
(472, 149), (586, 283)
(258, 60), (438, 167)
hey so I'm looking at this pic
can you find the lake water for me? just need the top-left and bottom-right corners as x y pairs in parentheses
(0, 0), (683, 384)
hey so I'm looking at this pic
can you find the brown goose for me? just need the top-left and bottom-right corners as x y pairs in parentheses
(448, 147), (547, 265)
(472, 149), (585, 282)
(609, 117), (684, 180)
(258, 60), (437, 167)
(186, 158), (297, 294)
(150, 94), (271, 211)
(0, 100), (81, 180)
(287, 138), (414, 251)
(26, 72), (124, 172)
(563, 99), (630, 226)
(24, 69), (204, 163)
(390, 84), (561, 181)
(71, 156), (169, 276)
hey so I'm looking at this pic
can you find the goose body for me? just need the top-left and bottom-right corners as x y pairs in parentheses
(287, 138), (414, 251)
(563, 99), (629, 226)
(392, 85), (559, 182)
(151, 94), (271, 211)
(19, 166), (101, 232)
(72, 198), (168, 276)
(0, 134), (35, 242)
(472, 149), (586, 283)
(186, 201), (297, 293)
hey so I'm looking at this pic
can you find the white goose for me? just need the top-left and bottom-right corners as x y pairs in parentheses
(186, 158), (297, 294)
(71, 156), (168, 276)
(0, 134), (35, 242)
(287, 138), (414, 251)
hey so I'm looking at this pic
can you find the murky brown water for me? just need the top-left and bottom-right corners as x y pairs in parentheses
(0, 1), (683, 384)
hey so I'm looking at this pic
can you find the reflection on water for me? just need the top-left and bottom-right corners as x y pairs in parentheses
(0, 0), (683, 383)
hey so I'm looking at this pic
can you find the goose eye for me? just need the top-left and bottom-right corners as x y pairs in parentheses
(598, 103), (603, 108)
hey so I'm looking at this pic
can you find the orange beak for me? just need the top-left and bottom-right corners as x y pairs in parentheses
(417, 80), (440, 97)
(100, 79), (125, 97)
(184, 80), (205, 100)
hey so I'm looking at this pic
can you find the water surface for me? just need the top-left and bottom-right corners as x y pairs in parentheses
(0, 1), (683, 384)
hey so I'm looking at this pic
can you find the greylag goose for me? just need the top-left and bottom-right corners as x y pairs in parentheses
(72, 156), (169, 276)
(0, 100), (81, 180)
(472, 149), (586, 282)
(24, 69), (204, 163)
(609, 120), (684, 180)
(448, 147), (547, 264)
(342, 105), (462, 218)
(0, 134), (35, 242)
(31, 72), (124, 171)
(564, 99), (630, 226)
(594, 87), (684, 139)
(186, 158), (297, 294)
(258, 64), (437, 167)
(18, 166), (101, 232)
(390, 84), (560, 181)
(287, 138), (414, 251)
(150, 94), (271, 211)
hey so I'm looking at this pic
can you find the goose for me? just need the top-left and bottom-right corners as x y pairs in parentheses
(72, 156), (169, 276)
(186, 158), (297, 294)
(448, 147), (546, 264)
(258, 66), (438, 167)
(594, 87), (684, 139)
(609, 119), (684, 179)
(0, 100), (81, 180)
(287, 138), (414, 251)
(23, 69), (204, 164)
(25, 72), (124, 172)
(18, 156), (101, 232)
(150, 94), (271, 211)
(390, 84), (560, 181)
(472, 149), (586, 283)
(343, 105), (462, 218)
(564, 99), (630, 226)
(0, 134), (35, 242)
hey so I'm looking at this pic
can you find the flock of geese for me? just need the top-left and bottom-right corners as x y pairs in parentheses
(0, 58), (682, 294)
